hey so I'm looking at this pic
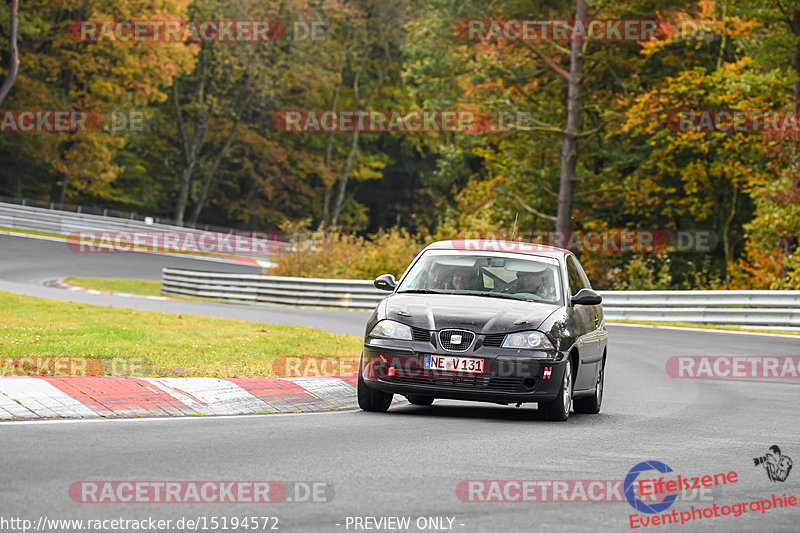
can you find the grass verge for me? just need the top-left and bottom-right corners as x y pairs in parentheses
(0, 226), (67, 240)
(63, 277), (225, 304)
(0, 291), (362, 377)
(64, 277), (163, 297)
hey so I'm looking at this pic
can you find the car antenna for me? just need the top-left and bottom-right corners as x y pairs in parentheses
(510, 212), (519, 241)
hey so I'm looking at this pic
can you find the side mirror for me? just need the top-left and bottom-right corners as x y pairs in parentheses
(571, 288), (602, 306)
(374, 274), (397, 292)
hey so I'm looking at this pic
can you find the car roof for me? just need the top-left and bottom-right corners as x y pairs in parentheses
(422, 239), (570, 257)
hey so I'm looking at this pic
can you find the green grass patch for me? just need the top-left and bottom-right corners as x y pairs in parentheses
(64, 277), (163, 297)
(63, 277), (230, 304)
(0, 291), (363, 377)
(0, 226), (68, 240)
(609, 320), (800, 336)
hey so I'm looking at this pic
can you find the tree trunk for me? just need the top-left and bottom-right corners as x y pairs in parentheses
(50, 142), (73, 205)
(173, 165), (195, 225)
(321, 58), (344, 228)
(321, 186), (333, 228)
(330, 50), (391, 226)
(50, 174), (66, 205)
(50, 68), (74, 204)
(722, 186), (737, 282)
(330, 128), (361, 225)
(782, 8), (800, 279)
(188, 120), (240, 225)
(556, 0), (587, 232)
(0, 0), (19, 106)
(172, 80), (208, 225)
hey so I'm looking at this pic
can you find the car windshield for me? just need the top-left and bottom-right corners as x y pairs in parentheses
(397, 251), (563, 305)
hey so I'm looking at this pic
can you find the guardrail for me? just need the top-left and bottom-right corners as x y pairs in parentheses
(600, 290), (800, 328)
(0, 195), (229, 231)
(161, 268), (800, 329)
(162, 269), (383, 308)
(0, 201), (285, 258)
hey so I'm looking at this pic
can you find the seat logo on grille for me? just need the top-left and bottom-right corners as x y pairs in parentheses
(439, 329), (473, 351)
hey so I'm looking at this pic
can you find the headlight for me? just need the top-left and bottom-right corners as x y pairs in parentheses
(502, 331), (554, 350)
(369, 320), (413, 340)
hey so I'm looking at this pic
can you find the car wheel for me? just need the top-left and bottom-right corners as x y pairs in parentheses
(407, 395), (434, 406)
(357, 373), (393, 412)
(539, 359), (572, 421)
(574, 358), (604, 414)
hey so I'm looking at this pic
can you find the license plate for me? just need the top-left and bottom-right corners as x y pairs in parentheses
(424, 355), (485, 374)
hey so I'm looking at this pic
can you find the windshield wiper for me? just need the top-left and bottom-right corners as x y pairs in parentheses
(458, 291), (524, 301)
(397, 289), (444, 294)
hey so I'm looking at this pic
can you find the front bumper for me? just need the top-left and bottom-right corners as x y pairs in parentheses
(361, 341), (567, 404)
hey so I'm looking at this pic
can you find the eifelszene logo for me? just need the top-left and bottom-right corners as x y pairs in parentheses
(625, 461), (678, 514)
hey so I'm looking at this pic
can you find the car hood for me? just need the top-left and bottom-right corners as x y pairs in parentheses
(382, 293), (559, 333)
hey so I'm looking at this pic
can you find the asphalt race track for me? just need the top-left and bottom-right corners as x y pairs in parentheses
(0, 234), (370, 335)
(2, 233), (799, 532)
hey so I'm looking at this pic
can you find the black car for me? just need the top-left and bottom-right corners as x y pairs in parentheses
(357, 239), (608, 421)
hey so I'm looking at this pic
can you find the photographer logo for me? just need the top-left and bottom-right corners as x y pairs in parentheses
(754, 446), (793, 482)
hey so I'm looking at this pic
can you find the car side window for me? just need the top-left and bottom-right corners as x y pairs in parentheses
(566, 256), (586, 296)
(572, 256), (592, 289)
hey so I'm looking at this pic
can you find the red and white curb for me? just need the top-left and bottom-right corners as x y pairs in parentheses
(0, 374), (361, 420)
(227, 257), (277, 268)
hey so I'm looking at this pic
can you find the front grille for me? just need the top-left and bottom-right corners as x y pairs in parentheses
(482, 333), (506, 347)
(411, 327), (431, 342)
(438, 329), (475, 352)
(390, 375), (523, 392)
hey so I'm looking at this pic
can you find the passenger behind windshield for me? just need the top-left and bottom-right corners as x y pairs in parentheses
(517, 271), (546, 297)
(502, 268), (557, 301)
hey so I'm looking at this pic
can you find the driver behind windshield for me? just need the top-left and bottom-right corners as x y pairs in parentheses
(451, 268), (480, 291)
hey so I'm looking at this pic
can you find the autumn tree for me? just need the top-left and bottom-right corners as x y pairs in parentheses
(0, 0), (19, 106)
(0, 0), (196, 205)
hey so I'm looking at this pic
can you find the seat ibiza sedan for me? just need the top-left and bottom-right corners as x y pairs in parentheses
(358, 239), (608, 421)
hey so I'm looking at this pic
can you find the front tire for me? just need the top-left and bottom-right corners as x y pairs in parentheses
(357, 373), (393, 412)
(539, 359), (572, 421)
(574, 357), (604, 414)
(407, 395), (434, 406)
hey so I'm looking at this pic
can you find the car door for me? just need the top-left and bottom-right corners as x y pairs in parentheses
(572, 255), (607, 361)
(566, 255), (602, 390)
